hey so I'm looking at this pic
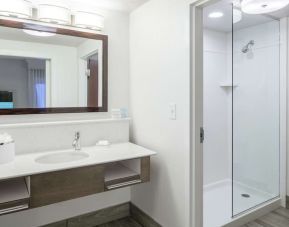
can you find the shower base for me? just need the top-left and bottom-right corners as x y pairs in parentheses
(203, 180), (275, 227)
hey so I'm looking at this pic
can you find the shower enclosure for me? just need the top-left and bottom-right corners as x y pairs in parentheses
(199, 0), (282, 226)
(232, 17), (280, 216)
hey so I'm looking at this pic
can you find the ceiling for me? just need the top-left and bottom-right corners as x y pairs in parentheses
(30, 0), (149, 12)
(203, 0), (289, 32)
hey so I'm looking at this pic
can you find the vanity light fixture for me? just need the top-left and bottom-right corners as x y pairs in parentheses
(37, 3), (71, 25)
(73, 11), (104, 31)
(233, 8), (242, 23)
(241, 0), (289, 14)
(0, 0), (32, 19)
(208, 11), (224, 18)
(23, 29), (56, 37)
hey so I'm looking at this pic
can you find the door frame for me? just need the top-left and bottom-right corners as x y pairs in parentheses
(190, 1), (288, 227)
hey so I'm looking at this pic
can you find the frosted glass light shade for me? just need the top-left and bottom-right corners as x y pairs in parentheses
(241, 0), (289, 14)
(74, 11), (104, 30)
(233, 8), (242, 23)
(0, 0), (32, 19)
(38, 4), (71, 25)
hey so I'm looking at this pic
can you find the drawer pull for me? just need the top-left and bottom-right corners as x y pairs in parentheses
(107, 179), (142, 190)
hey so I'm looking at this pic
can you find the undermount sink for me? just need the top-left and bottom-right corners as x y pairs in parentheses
(35, 151), (89, 164)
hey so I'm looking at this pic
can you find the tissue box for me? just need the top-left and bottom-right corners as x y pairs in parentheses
(111, 108), (128, 119)
(0, 142), (15, 164)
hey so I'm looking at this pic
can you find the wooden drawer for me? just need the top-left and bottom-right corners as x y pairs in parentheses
(30, 165), (104, 208)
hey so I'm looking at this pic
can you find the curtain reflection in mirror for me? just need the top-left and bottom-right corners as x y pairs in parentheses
(28, 68), (46, 108)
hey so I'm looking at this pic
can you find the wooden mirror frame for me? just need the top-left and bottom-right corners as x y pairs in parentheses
(0, 18), (108, 115)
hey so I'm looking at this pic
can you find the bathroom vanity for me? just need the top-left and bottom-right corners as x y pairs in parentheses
(0, 16), (156, 223)
(0, 143), (156, 215)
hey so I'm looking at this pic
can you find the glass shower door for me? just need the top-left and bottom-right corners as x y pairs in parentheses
(232, 12), (280, 216)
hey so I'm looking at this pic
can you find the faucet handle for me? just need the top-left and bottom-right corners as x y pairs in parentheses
(75, 131), (80, 139)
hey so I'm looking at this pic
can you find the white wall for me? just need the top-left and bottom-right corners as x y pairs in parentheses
(0, 59), (29, 108)
(104, 11), (129, 113)
(0, 9), (130, 227)
(203, 29), (230, 185)
(129, 0), (191, 226)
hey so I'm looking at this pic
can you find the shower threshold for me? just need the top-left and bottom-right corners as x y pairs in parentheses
(203, 180), (280, 227)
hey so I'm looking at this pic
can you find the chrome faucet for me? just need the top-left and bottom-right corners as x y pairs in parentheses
(72, 132), (81, 151)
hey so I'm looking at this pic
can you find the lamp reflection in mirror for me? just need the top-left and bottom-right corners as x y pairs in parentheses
(23, 29), (56, 37)
(241, 0), (289, 14)
(37, 3), (71, 25)
(0, 0), (32, 19)
(73, 11), (104, 31)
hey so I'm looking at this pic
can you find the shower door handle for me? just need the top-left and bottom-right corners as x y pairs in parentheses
(200, 127), (205, 144)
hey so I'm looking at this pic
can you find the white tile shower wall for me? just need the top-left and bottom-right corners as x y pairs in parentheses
(232, 21), (280, 196)
(203, 29), (231, 185)
(204, 21), (280, 197)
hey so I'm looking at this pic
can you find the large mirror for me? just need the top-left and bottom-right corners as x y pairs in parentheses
(0, 19), (108, 115)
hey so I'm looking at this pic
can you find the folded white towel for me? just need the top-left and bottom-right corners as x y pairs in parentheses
(0, 133), (13, 144)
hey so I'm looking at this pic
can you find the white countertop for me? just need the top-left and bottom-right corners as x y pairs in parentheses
(0, 142), (156, 181)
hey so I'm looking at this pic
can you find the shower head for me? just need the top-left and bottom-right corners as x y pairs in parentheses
(242, 40), (255, 53)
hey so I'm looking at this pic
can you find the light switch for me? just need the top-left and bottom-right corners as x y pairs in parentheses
(169, 103), (176, 120)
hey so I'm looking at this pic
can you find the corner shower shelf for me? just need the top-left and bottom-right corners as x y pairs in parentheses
(219, 81), (238, 87)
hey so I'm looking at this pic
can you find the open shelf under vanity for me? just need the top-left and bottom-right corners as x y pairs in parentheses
(0, 177), (30, 215)
(104, 159), (143, 190)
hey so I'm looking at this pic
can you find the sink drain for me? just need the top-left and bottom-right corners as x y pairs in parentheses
(241, 194), (250, 198)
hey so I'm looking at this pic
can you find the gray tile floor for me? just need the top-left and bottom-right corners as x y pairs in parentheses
(97, 217), (142, 227)
(242, 208), (289, 227)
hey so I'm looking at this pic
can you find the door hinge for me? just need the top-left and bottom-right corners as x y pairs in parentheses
(200, 127), (204, 144)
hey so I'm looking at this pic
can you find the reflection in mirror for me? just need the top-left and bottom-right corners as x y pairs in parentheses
(0, 26), (104, 110)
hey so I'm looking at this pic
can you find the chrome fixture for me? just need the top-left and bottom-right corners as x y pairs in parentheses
(72, 131), (81, 151)
(242, 40), (255, 53)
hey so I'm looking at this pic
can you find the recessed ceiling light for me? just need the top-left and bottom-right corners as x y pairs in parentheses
(241, 0), (289, 14)
(208, 11), (224, 18)
(23, 29), (56, 37)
